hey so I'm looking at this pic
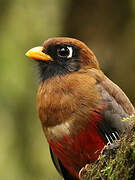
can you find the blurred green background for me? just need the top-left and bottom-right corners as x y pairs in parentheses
(0, 0), (135, 180)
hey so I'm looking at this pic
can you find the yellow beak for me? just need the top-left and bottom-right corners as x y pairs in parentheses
(25, 46), (53, 61)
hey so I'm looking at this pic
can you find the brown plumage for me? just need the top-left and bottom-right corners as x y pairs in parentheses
(26, 37), (135, 180)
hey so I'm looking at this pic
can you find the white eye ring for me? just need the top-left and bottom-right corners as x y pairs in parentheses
(57, 46), (73, 58)
(67, 46), (73, 58)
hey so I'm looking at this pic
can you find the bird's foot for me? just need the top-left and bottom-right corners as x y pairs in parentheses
(101, 142), (119, 157)
(79, 164), (89, 179)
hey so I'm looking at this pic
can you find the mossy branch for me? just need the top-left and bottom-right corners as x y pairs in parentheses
(81, 117), (135, 180)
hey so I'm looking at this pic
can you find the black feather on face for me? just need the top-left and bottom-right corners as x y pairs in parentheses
(37, 43), (81, 81)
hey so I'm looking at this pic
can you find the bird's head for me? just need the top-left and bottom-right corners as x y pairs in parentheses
(26, 37), (99, 81)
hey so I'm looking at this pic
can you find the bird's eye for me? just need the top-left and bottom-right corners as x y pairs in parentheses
(57, 46), (73, 58)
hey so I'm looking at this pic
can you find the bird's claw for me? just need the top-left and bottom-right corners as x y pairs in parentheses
(101, 142), (119, 156)
(79, 164), (89, 179)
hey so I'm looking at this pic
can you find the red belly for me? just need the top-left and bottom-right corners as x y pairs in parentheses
(49, 118), (105, 179)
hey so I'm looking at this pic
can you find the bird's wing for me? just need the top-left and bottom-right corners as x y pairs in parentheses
(87, 68), (135, 144)
(50, 147), (77, 180)
(86, 68), (135, 115)
(101, 75), (135, 116)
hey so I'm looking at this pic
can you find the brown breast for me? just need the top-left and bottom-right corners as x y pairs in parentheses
(37, 71), (102, 140)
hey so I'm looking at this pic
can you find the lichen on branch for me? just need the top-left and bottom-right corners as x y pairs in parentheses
(81, 121), (135, 180)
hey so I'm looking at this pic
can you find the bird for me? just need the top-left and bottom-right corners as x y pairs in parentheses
(25, 37), (135, 180)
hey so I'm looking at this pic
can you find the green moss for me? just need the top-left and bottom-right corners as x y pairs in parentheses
(81, 124), (135, 180)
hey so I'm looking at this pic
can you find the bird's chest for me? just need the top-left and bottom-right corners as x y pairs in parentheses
(37, 75), (100, 128)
